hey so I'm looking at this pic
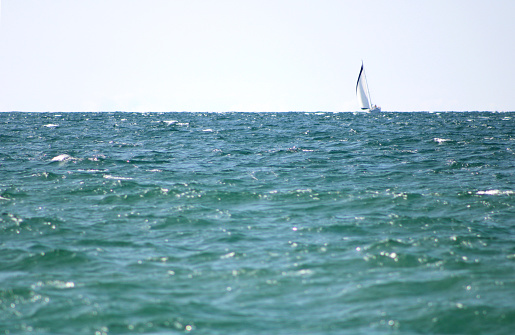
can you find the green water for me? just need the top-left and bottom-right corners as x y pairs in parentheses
(1, 112), (514, 334)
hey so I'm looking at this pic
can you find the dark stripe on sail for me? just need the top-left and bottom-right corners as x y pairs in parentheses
(356, 64), (364, 93)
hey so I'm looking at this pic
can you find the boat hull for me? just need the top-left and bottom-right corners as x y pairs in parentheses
(360, 107), (381, 112)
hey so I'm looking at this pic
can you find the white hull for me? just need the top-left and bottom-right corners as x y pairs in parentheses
(360, 106), (381, 113)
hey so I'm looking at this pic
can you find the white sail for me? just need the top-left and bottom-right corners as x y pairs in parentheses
(356, 64), (370, 110)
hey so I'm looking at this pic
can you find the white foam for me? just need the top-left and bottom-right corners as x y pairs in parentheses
(434, 138), (451, 143)
(103, 175), (133, 180)
(221, 252), (235, 259)
(477, 190), (514, 196)
(44, 124), (59, 128)
(51, 154), (73, 162)
(77, 169), (104, 173)
(45, 280), (75, 289)
(163, 120), (178, 125)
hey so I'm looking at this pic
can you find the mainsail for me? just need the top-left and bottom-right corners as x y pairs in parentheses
(356, 63), (371, 110)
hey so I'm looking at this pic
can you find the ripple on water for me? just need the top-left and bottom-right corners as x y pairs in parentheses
(1, 112), (514, 334)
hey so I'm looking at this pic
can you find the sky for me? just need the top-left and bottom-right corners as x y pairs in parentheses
(0, 0), (514, 112)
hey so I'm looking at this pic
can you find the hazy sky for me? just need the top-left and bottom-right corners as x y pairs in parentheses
(1, 0), (514, 112)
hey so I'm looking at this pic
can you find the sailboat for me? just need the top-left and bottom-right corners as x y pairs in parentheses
(356, 62), (381, 112)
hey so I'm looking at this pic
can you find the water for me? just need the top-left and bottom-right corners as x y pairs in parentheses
(1, 111), (514, 334)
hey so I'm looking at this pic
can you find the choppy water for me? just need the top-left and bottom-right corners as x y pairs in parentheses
(1, 111), (514, 334)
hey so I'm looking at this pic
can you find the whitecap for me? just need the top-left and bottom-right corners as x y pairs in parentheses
(296, 269), (314, 276)
(476, 190), (514, 196)
(163, 120), (178, 125)
(46, 280), (75, 289)
(283, 269), (314, 277)
(77, 169), (105, 173)
(434, 138), (451, 143)
(51, 154), (73, 162)
(202, 129), (213, 132)
(103, 175), (133, 180)
(221, 252), (235, 259)
(44, 124), (59, 128)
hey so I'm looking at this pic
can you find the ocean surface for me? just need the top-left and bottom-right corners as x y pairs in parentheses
(1, 111), (514, 334)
